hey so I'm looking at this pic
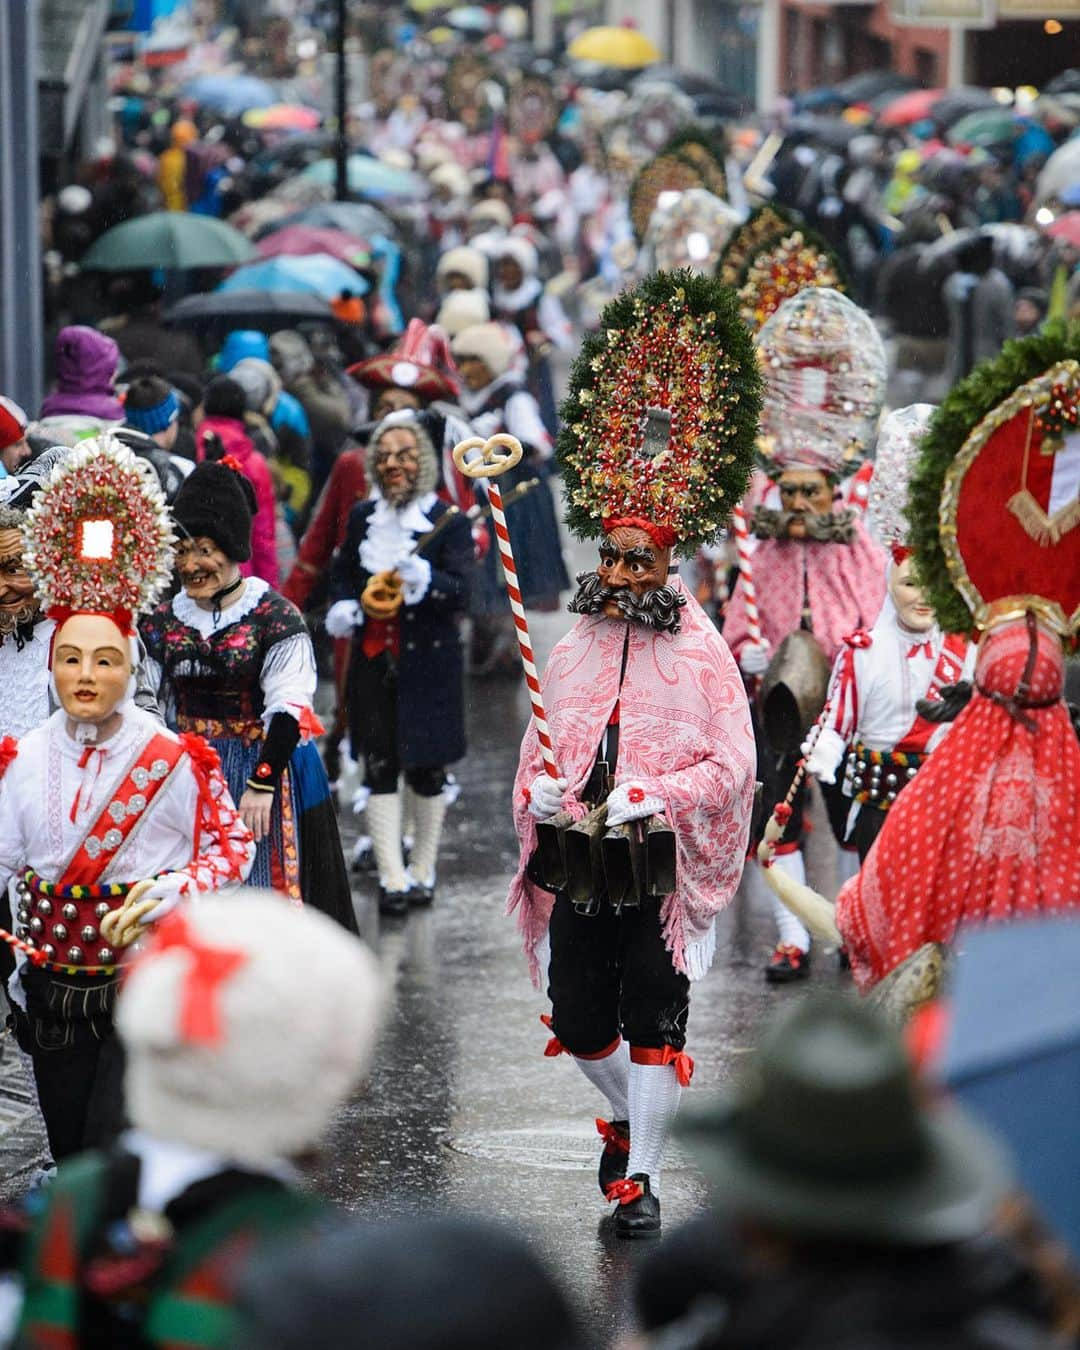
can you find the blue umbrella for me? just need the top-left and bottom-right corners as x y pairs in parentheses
(181, 73), (277, 116)
(219, 254), (371, 301)
(299, 155), (428, 202)
(942, 918), (1080, 1257)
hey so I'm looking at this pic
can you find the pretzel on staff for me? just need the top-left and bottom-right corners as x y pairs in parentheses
(451, 433), (560, 780)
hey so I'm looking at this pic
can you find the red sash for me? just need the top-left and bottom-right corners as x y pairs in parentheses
(58, 733), (185, 889)
(896, 633), (969, 753)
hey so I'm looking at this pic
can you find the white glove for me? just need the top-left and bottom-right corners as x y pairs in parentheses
(801, 727), (846, 785)
(739, 640), (771, 676)
(326, 598), (362, 638)
(395, 554), (432, 605)
(527, 773), (567, 820)
(132, 871), (189, 923)
(606, 781), (665, 826)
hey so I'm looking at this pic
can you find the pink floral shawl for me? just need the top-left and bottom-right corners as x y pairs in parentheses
(507, 580), (755, 984)
(724, 524), (887, 667)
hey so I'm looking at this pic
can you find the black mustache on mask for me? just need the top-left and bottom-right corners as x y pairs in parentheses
(751, 505), (856, 543)
(568, 571), (686, 634)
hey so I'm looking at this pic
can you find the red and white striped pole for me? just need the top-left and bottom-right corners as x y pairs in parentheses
(731, 503), (765, 651)
(453, 434), (559, 778)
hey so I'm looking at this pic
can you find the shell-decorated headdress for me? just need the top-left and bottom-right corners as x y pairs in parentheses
(868, 404), (936, 561)
(646, 189), (742, 277)
(23, 433), (175, 633)
(557, 270), (762, 553)
(907, 323), (1080, 641)
(718, 204), (848, 334)
(756, 287), (886, 478)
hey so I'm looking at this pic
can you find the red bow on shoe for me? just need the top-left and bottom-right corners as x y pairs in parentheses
(605, 1178), (643, 1206)
(596, 1119), (630, 1153)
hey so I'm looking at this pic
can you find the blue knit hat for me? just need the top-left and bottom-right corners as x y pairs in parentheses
(125, 389), (180, 436)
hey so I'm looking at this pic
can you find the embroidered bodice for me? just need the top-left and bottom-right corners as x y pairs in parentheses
(141, 579), (315, 726)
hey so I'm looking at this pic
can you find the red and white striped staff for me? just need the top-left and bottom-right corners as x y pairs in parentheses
(453, 434), (559, 779)
(730, 503), (765, 651)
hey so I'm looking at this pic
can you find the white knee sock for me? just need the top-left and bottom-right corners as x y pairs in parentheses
(836, 844), (860, 888)
(409, 792), (448, 888)
(366, 792), (408, 892)
(573, 1040), (629, 1120)
(768, 851), (810, 952)
(626, 1059), (683, 1195)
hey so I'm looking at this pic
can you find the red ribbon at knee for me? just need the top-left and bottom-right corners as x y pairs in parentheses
(540, 1012), (567, 1058)
(630, 1044), (695, 1087)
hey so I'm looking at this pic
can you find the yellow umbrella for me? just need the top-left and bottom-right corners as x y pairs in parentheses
(568, 25), (662, 69)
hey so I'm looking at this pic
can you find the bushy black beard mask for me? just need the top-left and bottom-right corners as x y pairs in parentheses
(568, 571), (687, 635)
(751, 505), (856, 543)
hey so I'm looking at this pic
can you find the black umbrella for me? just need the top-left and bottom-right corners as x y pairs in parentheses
(916, 226), (982, 278)
(632, 64), (729, 99)
(1045, 68), (1080, 95)
(163, 289), (334, 333)
(836, 69), (920, 103)
(928, 87), (999, 127)
(567, 59), (630, 93)
(784, 115), (862, 149)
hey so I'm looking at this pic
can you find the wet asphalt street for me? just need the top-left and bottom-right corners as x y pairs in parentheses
(0, 521), (846, 1348)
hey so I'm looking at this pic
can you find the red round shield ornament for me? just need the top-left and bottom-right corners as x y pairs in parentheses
(941, 359), (1080, 639)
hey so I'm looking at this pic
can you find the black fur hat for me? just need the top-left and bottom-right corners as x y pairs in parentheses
(171, 457), (256, 562)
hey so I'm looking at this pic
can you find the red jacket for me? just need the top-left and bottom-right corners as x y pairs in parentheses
(282, 449), (367, 609)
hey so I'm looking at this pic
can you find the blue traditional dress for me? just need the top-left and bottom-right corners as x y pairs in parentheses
(141, 578), (356, 931)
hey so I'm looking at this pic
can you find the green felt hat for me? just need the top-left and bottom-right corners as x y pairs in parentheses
(677, 992), (1010, 1246)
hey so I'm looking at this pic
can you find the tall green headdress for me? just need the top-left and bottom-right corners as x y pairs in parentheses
(557, 270), (762, 553)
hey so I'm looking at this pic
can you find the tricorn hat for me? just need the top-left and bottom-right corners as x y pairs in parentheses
(347, 319), (459, 403)
(677, 992), (1009, 1246)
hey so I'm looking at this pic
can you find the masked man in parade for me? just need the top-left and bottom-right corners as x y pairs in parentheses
(327, 411), (474, 916)
(507, 275), (760, 1239)
(723, 288), (888, 982)
(0, 437), (254, 1162)
(801, 406), (974, 861)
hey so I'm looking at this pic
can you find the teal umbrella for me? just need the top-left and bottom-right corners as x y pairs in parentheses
(298, 156), (428, 201)
(80, 212), (257, 271)
(946, 108), (1018, 148)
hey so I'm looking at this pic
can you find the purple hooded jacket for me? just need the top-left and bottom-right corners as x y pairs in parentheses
(39, 326), (124, 421)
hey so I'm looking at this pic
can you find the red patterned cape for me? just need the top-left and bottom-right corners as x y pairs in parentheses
(836, 618), (1080, 991)
(507, 580), (756, 983)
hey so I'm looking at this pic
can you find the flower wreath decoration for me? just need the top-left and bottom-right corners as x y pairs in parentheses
(23, 435), (175, 624)
(557, 270), (762, 553)
(718, 205), (847, 333)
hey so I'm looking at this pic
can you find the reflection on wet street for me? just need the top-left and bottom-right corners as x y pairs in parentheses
(311, 579), (843, 1348)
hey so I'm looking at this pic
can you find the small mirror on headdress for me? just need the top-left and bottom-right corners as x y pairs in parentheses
(78, 519), (116, 562)
(639, 408), (672, 463)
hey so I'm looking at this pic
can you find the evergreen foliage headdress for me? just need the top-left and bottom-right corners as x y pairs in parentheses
(718, 204), (848, 333)
(557, 270), (762, 553)
(629, 129), (729, 243)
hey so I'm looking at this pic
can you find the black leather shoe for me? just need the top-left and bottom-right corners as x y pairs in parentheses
(351, 837), (375, 874)
(597, 1119), (630, 1195)
(610, 1173), (661, 1240)
(765, 943), (811, 983)
(408, 880), (435, 907)
(378, 886), (410, 917)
